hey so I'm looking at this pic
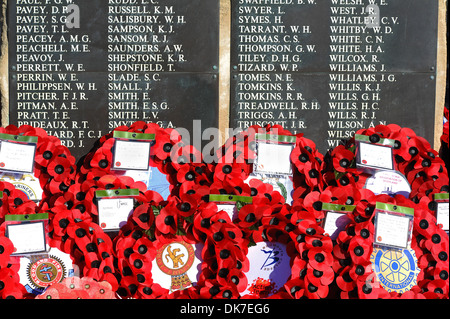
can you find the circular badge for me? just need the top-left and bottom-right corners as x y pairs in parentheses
(364, 170), (411, 198)
(19, 248), (75, 295)
(28, 256), (65, 288)
(153, 240), (201, 292)
(370, 247), (420, 294)
(156, 241), (195, 275)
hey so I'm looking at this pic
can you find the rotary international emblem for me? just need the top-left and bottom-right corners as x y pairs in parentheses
(156, 240), (196, 292)
(370, 247), (420, 294)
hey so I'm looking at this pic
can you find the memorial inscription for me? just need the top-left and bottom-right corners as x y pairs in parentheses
(8, 0), (220, 159)
(231, 0), (439, 153)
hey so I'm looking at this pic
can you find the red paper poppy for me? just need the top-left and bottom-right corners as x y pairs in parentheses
(0, 267), (27, 299)
(0, 237), (14, 268)
(155, 202), (179, 235)
(213, 163), (247, 182)
(47, 156), (75, 182)
(331, 145), (356, 173)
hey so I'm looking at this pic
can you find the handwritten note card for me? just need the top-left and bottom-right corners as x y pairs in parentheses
(98, 198), (134, 231)
(255, 143), (293, 175)
(375, 212), (411, 249)
(113, 140), (151, 171)
(7, 221), (47, 255)
(437, 202), (449, 231)
(359, 142), (394, 170)
(0, 141), (36, 173)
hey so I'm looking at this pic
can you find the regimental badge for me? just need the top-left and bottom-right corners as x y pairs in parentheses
(155, 240), (197, 293)
(370, 247), (420, 294)
(19, 248), (75, 295)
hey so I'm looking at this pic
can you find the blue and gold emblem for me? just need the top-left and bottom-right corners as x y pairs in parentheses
(370, 247), (420, 294)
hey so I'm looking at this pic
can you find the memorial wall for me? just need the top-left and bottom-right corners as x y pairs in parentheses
(0, 0), (448, 302)
(2, 0), (220, 159)
(0, 0), (447, 158)
(231, 0), (442, 153)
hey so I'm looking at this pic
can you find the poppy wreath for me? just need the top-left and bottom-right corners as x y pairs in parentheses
(282, 186), (359, 299)
(44, 173), (161, 292)
(227, 196), (302, 299)
(112, 191), (248, 299)
(191, 164), (301, 298)
(214, 124), (325, 200)
(321, 124), (449, 203)
(76, 121), (212, 197)
(0, 184), (40, 299)
(0, 235), (27, 299)
(333, 193), (449, 299)
(0, 125), (77, 210)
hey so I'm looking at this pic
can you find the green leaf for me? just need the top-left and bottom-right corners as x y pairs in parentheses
(276, 182), (288, 201)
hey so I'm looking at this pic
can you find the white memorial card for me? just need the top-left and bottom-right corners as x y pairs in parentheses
(375, 212), (411, 249)
(0, 141), (36, 173)
(112, 140), (151, 171)
(216, 204), (237, 221)
(98, 197), (134, 231)
(255, 143), (293, 175)
(323, 212), (351, 240)
(359, 142), (394, 170)
(436, 202), (449, 232)
(7, 222), (47, 255)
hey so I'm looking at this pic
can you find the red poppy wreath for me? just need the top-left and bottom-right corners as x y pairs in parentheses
(112, 192), (247, 299)
(0, 186), (40, 299)
(76, 121), (213, 199)
(44, 173), (161, 291)
(332, 193), (449, 299)
(214, 124), (325, 206)
(0, 125), (77, 210)
(321, 124), (449, 203)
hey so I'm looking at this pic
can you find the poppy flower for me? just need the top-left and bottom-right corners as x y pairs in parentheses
(155, 202), (179, 235)
(0, 267), (26, 299)
(47, 156), (75, 182)
(199, 279), (240, 299)
(245, 179), (285, 206)
(7, 189), (33, 211)
(193, 202), (221, 234)
(133, 203), (158, 229)
(237, 204), (267, 229)
(303, 275), (329, 299)
(214, 163), (246, 182)
(307, 248), (334, 272)
(283, 277), (306, 299)
(170, 143), (202, 170)
(152, 133), (176, 161)
(176, 164), (201, 186)
(348, 236), (372, 266)
(290, 143), (315, 173)
(0, 237), (14, 268)
(336, 267), (356, 292)
(89, 140), (115, 172)
(364, 276), (394, 299)
(331, 145), (356, 173)
(35, 142), (67, 167)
